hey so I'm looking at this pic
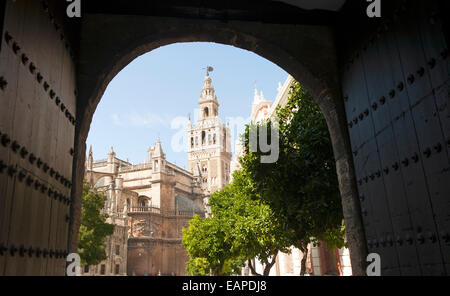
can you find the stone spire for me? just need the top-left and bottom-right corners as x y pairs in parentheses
(107, 146), (115, 162)
(253, 84), (260, 104)
(150, 139), (165, 173)
(107, 146), (117, 173)
(153, 138), (165, 159)
(87, 145), (93, 170)
(252, 81), (261, 104)
(147, 146), (154, 162)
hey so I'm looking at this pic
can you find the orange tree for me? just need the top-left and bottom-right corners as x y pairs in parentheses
(240, 81), (346, 274)
(182, 170), (291, 276)
(77, 184), (114, 265)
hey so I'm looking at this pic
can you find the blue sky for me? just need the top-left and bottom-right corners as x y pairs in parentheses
(86, 42), (289, 169)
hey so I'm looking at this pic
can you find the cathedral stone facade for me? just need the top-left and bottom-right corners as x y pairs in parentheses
(83, 73), (230, 275)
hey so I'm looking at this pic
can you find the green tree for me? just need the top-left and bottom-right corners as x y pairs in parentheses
(213, 170), (292, 276)
(182, 214), (239, 275)
(182, 170), (291, 276)
(77, 184), (115, 265)
(185, 257), (211, 276)
(240, 80), (346, 275)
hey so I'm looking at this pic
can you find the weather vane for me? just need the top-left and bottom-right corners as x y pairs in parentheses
(203, 65), (214, 76)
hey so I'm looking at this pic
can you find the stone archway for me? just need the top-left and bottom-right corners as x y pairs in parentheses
(2, 0), (448, 276)
(71, 14), (366, 275)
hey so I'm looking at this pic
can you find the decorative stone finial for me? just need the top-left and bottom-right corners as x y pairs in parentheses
(253, 83), (260, 104)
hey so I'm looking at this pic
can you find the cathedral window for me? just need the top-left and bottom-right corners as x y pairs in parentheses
(115, 245), (120, 255)
(191, 137), (194, 148)
(202, 131), (206, 145)
(100, 264), (105, 275)
(195, 136), (198, 146)
(115, 264), (120, 275)
(204, 107), (209, 117)
(213, 133), (216, 144)
(208, 134), (212, 145)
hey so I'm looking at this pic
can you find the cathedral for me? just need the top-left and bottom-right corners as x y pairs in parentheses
(83, 71), (231, 275)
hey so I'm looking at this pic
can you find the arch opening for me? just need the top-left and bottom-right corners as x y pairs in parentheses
(72, 19), (365, 275)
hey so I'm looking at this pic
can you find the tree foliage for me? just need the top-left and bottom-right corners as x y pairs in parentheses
(182, 170), (290, 276)
(183, 80), (346, 276)
(182, 213), (236, 275)
(240, 81), (346, 273)
(77, 184), (115, 265)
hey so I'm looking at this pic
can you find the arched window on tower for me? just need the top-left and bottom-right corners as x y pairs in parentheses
(191, 137), (194, 148)
(204, 107), (209, 118)
(208, 134), (212, 145)
(213, 133), (216, 144)
(202, 131), (206, 145)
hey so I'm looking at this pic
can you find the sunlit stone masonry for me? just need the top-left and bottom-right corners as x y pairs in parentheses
(83, 73), (232, 275)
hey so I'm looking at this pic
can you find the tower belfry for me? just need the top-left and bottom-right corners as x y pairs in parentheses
(187, 70), (232, 199)
(199, 69), (219, 119)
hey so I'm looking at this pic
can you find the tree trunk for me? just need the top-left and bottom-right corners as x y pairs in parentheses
(248, 259), (262, 276)
(218, 260), (225, 276)
(263, 253), (278, 276)
(212, 260), (225, 276)
(299, 243), (309, 276)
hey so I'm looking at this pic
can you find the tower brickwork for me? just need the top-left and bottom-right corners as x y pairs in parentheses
(187, 72), (232, 197)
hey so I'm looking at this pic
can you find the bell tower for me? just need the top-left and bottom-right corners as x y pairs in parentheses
(187, 68), (232, 196)
(198, 71), (219, 120)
